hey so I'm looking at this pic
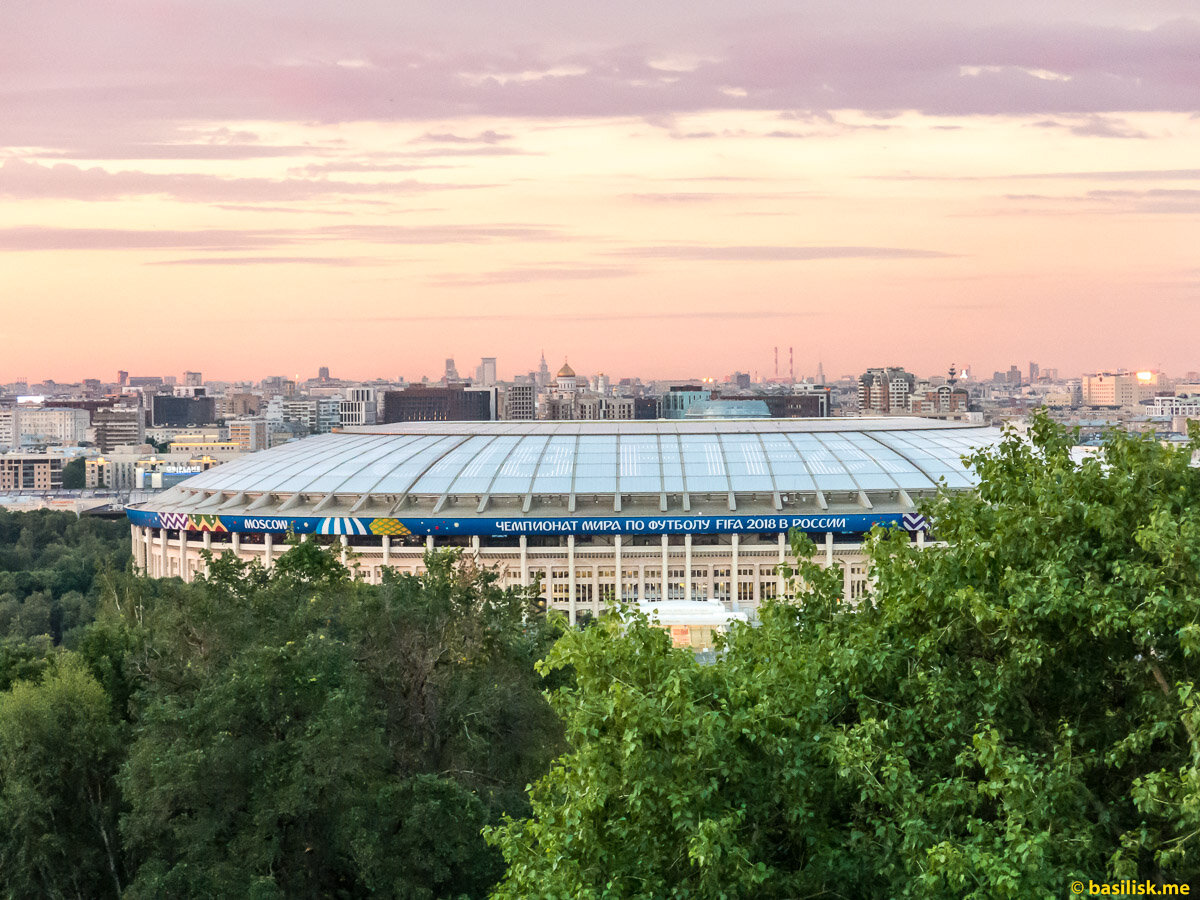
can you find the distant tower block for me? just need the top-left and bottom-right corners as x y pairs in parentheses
(774, 347), (779, 378)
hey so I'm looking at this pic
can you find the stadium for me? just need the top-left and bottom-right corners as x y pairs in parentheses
(127, 418), (999, 623)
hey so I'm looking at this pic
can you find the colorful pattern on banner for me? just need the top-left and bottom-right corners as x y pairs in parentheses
(318, 517), (370, 536)
(128, 508), (931, 537)
(369, 518), (412, 536)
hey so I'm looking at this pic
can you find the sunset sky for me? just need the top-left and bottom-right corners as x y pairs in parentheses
(2, 1), (1197, 383)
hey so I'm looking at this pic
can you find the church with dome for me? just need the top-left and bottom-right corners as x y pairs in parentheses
(541, 359), (634, 420)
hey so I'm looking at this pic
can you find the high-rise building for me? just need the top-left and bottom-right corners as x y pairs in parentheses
(184, 371), (203, 386)
(1082, 372), (1161, 407)
(0, 454), (64, 490)
(279, 398), (341, 434)
(150, 394), (217, 427)
(858, 368), (916, 414)
(318, 366), (330, 382)
(443, 358), (461, 384)
(229, 418), (269, 452)
(1029, 362), (1040, 383)
(477, 357), (498, 387)
(661, 386), (711, 419)
(92, 406), (146, 452)
(501, 384), (535, 420)
(339, 387), (378, 426)
(381, 386), (493, 422)
(11, 407), (91, 446)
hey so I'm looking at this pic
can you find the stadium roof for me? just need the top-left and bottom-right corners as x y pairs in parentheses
(130, 419), (1001, 536)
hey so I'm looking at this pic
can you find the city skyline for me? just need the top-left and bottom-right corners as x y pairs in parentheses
(2, 1), (1197, 379)
(0, 354), (1188, 388)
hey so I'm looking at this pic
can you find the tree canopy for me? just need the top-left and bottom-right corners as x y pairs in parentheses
(0, 509), (130, 661)
(489, 415), (1200, 898)
(0, 543), (563, 899)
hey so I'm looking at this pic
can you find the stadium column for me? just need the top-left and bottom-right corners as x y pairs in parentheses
(778, 532), (787, 597)
(159, 528), (168, 577)
(382, 534), (391, 569)
(426, 535), (434, 552)
(637, 563), (645, 603)
(684, 533), (693, 601)
(917, 528), (925, 548)
(661, 534), (669, 601)
(141, 528), (152, 574)
(843, 562), (851, 602)
(340, 534), (348, 567)
(202, 531), (212, 576)
(471, 535), (480, 560)
(519, 536), (528, 586)
(263, 532), (274, 570)
(825, 531), (834, 568)
(591, 560), (599, 617)
(567, 535), (577, 626)
(613, 534), (622, 604)
(232, 532), (241, 555)
(730, 533), (739, 607)
(178, 531), (188, 582)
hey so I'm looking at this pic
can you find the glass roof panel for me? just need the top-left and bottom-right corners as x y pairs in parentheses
(721, 434), (774, 492)
(335, 435), (437, 493)
(488, 434), (547, 494)
(531, 436), (577, 494)
(184, 435), (334, 492)
(785, 433), (849, 477)
(412, 436), (499, 495)
(757, 433), (815, 492)
(449, 434), (522, 494)
(249, 434), (388, 494)
(658, 435), (686, 493)
(679, 436), (728, 488)
(575, 475), (619, 493)
(370, 436), (470, 494)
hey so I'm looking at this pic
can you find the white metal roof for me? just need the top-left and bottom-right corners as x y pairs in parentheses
(173, 418), (998, 500)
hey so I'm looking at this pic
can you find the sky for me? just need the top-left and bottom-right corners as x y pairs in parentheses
(1, 1), (1198, 383)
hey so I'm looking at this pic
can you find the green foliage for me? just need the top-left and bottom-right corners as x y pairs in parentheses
(489, 414), (1200, 897)
(62, 456), (86, 489)
(0, 655), (126, 899)
(109, 544), (562, 897)
(0, 508), (131, 644)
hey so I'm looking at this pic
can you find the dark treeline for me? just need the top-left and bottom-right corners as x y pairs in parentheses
(0, 509), (131, 684)
(0, 538), (564, 898)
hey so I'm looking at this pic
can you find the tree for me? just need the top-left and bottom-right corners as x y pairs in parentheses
(488, 415), (1200, 897)
(117, 544), (562, 898)
(62, 456), (86, 489)
(0, 509), (131, 644)
(0, 655), (126, 899)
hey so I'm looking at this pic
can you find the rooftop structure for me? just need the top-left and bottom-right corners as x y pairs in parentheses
(128, 418), (1000, 621)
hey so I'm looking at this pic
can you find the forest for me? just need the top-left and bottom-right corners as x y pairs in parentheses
(1, 417), (1199, 898)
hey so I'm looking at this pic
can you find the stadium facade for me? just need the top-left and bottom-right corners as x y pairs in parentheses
(127, 419), (998, 622)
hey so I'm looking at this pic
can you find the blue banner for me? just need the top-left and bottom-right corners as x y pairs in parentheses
(127, 508), (928, 536)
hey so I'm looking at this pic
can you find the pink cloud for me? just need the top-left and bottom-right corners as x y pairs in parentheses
(0, 159), (493, 202)
(1, 11), (1197, 153)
